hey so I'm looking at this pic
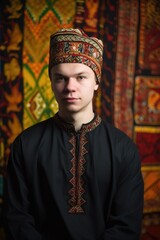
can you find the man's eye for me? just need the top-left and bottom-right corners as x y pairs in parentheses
(54, 76), (65, 82)
(57, 77), (64, 81)
(77, 75), (86, 80)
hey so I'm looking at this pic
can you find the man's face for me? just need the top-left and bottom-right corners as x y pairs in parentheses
(51, 63), (99, 116)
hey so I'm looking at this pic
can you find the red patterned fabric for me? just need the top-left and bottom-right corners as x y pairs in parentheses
(136, 132), (160, 164)
(49, 28), (103, 83)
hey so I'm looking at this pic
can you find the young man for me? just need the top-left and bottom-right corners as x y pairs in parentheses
(5, 28), (144, 240)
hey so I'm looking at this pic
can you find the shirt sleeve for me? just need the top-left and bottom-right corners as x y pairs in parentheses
(100, 138), (144, 240)
(4, 136), (45, 240)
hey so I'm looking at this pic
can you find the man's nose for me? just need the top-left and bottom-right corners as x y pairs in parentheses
(65, 78), (76, 91)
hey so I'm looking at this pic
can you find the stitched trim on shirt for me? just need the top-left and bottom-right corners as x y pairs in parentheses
(68, 132), (88, 214)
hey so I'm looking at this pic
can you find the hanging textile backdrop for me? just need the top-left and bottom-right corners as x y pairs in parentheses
(0, 0), (160, 239)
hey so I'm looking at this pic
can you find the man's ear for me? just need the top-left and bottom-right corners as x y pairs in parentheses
(94, 85), (99, 91)
(94, 80), (99, 91)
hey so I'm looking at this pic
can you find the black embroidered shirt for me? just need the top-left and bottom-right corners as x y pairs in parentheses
(5, 113), (144, 240)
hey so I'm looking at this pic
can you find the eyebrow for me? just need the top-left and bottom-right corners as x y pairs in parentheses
(53, 73), (65, 77)
(53, 72), (88, 77)
(76, 72), (88, 75)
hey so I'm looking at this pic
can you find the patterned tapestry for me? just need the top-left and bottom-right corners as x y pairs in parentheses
(23, 0), (76, 128)
(0, 1), (24, 238)
(134, 1), (160, 238)
(0, 0), (160, 239)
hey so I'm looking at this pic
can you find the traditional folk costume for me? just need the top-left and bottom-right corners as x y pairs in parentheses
(5, 29), (144, 240)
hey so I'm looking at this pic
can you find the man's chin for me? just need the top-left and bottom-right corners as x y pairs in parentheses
(65, 108), (79, 113)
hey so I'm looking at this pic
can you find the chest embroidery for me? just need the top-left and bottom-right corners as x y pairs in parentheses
(53, 113), (101, 214)
(68, 132), (88, 213)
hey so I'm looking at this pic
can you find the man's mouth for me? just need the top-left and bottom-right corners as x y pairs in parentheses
(63, 97), (79, 102)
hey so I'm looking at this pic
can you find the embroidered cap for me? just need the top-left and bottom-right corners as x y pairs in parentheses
(49, 28), (103, 83)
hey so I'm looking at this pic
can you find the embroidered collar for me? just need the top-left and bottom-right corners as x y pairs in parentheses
(53, 112), (101, 133)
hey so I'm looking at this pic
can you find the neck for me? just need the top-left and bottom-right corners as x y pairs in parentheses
(58, 111), (95, 131)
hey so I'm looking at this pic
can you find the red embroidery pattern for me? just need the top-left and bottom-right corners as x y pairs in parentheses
(53, 113), (101, 213)
(68, 132), (88, 213)
(68, 116), (101, 213)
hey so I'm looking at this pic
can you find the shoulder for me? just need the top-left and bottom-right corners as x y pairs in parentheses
(100, 120), (139, 160)
(101, 120), (133, 145)
(100, 120), (141, 180)
(12, 117), (55, 147)
(23, 117), (53, 134)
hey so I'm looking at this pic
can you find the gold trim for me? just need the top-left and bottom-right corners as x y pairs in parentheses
(135, 126), (160, 133)
(141, 166), (160, 171)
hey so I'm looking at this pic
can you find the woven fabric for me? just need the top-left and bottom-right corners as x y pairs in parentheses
(0, 0), (24, 176)
(134, 76), (160, 125)
(138, 0), (160, 75)
(114, 0), (139, 138)
(23, 0), (75, 129)
(49, 28), (103, 83)
(134, 1), (160, 238)
(0, 0), (25, 239)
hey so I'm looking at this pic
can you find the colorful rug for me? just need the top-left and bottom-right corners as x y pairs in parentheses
(23, 0), (75, 129)
(114, 0), (139, 138)
(0, 0), (25, 237)
(134, 0), (160, 239)
(0, 0), (25, 198)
